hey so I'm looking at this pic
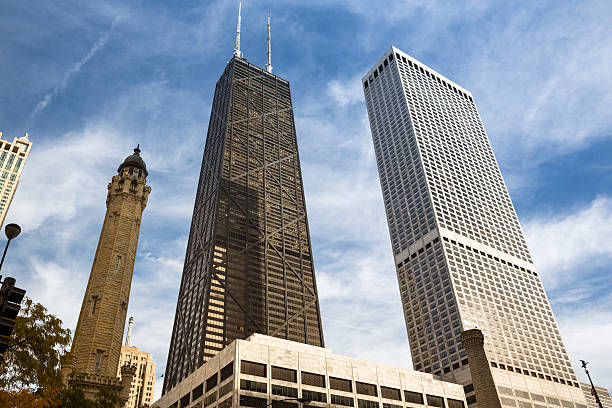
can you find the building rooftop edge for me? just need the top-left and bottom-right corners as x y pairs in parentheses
(230, 55), (289, 84)
(362, 45), (472, 96)
(242, 334), (442, 381)
(156, 334), (466, 406)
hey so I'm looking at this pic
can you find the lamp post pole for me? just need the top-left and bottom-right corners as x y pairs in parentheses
(580, 360), (603, 408)
(0, 223), (21, 281)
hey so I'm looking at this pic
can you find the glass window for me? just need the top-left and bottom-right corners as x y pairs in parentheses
(241, 361), (267, 378)
(301, 372), (325, 388)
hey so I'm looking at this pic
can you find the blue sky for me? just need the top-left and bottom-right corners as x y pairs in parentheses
(1, 0), (611, 400)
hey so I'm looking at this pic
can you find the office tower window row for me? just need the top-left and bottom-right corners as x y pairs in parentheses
(397, 237), (465, 375)
(365, 57), (436, 256)
(364, 46), (587, 406)
(0, 133), (31, 226)
(156, 336), (467, 408)
(444, 237), (577, 385)
(164, 57), (324, 394)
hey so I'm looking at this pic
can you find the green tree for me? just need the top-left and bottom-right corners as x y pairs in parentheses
(0, 298), (122, 407)
(0, 297), (72, 407)
(0, 298), (72, 394)
(57, 380), (119, 408)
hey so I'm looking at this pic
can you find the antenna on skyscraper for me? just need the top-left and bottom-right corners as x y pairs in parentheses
(266, 9), (272, 73)
(234, 1), (243, 58)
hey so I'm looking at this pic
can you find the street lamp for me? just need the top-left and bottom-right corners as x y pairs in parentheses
(580, 360), (603, 408)
(0, 223), (21, 278)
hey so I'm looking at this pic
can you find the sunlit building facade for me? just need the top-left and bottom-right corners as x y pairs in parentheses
(0, 132), (32, 227)
(119, 345), (156, 408)
(154, 334), (467, 408)
(363, 46), (587, 407)
(580, 383), (612, 408)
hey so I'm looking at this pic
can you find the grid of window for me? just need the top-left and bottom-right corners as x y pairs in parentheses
(365, 58), (436, 255)
(396, 238), (463, 374)
(164, 57), (324, 393)
(445, 237), (576, 383)
(0, 138), (31, 226)
(331, 395), (355, 407)
(303, 390), (327, 403)
(358, 399), (379, 408)
(272, 384), (298, 398)
(240, 395), (267, 407)
(165, 354), (471, 408)
(240, 379), (267, 394)
(497, 386), (586, 408)
(363, 46), (582, 406)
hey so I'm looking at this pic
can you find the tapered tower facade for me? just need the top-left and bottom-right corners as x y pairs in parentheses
(163, 56), (324, 394)
(363, 47), (587, 407)
(0, 131), (32, 227)
(70, 146), (151, 381)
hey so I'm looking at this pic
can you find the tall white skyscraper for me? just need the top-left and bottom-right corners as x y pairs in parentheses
(363, 46), (587, 407)
(0, 132), (32, 227)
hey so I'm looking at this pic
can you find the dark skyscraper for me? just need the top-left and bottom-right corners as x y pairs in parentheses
(162, 55), (324, 393)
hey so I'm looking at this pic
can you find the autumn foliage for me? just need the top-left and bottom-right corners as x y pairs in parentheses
(0, 298), (118, 407)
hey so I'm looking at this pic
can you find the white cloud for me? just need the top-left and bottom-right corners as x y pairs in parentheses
(3, 0), (612, 401)
(6, 125), (124, 230)
(327, 75), (365, 108)
(524, 196), (612, 288)
(32, 16), (122, 117)
(295, 100), (413, 371)
(461, 3), (612, 163)
(556, 293), (612, 390)
(523, 197), (612, 390)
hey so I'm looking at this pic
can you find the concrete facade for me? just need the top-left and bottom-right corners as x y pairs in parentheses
(580, 383), (612, 408)
(118, 345), (156, 408)
(362, 46), (588, 408)
(0, 132), (31, 227)
(154, 334), (466, 408)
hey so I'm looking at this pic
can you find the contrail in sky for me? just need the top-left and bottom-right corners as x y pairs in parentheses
(32, 16), (121, 118)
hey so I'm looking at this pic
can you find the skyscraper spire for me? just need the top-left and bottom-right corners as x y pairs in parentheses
(234, 1), (243, 58)
(125, 316), (134, 346)
(266, 9), (272, 73)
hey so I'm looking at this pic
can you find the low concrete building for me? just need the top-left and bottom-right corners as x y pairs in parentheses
(580, 382), (612, 408)
(153, 334), (466, 408)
